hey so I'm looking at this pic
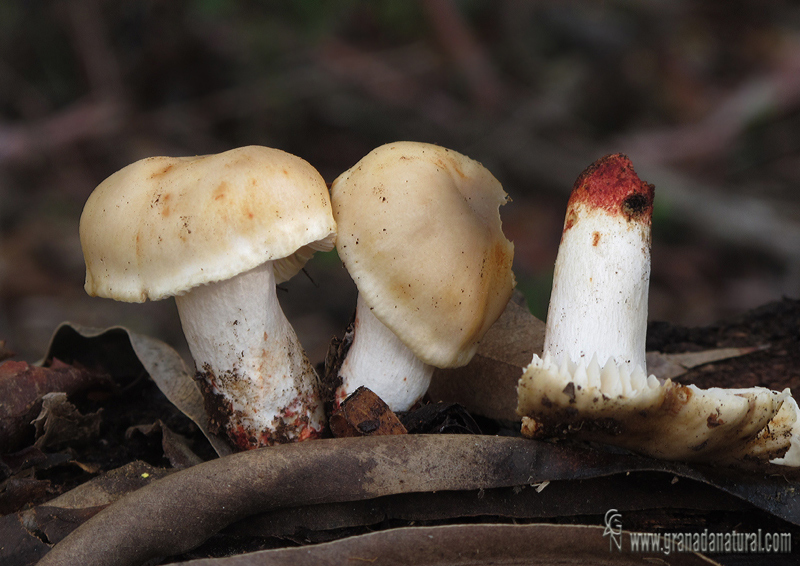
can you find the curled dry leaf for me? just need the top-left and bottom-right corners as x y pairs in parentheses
(0, 358), (111, 453)
(43, 323), (232, 457)
(226, 471), (747, 543)
(1, 446), (73, 482)
(126, 420), (205, 469)
(428, 292), (545, 422)
(0, 460), (172, 566)
(35, 435), (800, 566)
(32, 392), (103, 451)
(645, 346), (766, 381)
(172, 523), (716, 566)
(0, 476), (53, 518)
(0, 509), (50, 566)
(36, 460), (171, 512)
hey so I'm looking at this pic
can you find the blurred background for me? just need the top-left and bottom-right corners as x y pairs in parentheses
(1, 0), (799, 364)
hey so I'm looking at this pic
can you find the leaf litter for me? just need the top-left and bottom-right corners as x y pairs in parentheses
(2, 297), (800, 564)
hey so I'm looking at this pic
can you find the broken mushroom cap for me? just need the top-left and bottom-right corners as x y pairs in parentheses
(81, 145), (335, 301)
(518, 352), (788, 462)
(333, 141), (515, 368)
(331, 141), (515, 409)
(80, 146), (336, 448)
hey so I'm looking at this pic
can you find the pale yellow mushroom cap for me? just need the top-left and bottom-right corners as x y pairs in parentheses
(80, 146), (337, 302)
(331, 141), (515, 368)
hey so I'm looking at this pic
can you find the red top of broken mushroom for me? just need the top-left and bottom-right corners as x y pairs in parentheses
(566, 153), (654, 224)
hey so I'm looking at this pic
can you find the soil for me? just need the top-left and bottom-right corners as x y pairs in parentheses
(647, 297), (800, 398)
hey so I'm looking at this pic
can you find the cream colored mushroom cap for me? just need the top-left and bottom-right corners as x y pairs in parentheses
(80, 146), (336, 302)
(331, 141), (515, 368)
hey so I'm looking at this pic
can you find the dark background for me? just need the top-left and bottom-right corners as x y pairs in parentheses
(1, 0), (799, 364)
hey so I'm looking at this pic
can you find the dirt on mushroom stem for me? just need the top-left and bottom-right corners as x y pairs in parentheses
(197, 366), (322, 449)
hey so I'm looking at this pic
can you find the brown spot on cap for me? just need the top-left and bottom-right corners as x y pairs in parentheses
(135, 231), (143, 259)
(213, 182), (228, 201)
(592, 231), (601, 246)
(149, 164), (174, 179)
(567, 154), (654, 223)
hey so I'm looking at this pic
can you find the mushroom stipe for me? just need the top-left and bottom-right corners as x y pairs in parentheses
(517, 153), (800, 467)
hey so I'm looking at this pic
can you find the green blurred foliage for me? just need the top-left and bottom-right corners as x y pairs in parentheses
(516, 270), (553, 322)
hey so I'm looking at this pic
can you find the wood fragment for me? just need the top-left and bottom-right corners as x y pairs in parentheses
(329, 387), (407, 438)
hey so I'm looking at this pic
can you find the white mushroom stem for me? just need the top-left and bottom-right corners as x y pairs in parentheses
(518, 154), (800, 466)
(544, 196), (650, 374)
(174, 262), (324, 448)
(336, 294), (433, 412)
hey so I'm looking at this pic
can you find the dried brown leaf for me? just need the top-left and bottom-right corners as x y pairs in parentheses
(1, 461), (171, 566)
(428, 293), (545, 422)
(0, 477), (52, 516)
(39, 460), (170, 511)
(0, 511), (50, 566)
(32, 392), (102, 451)
(179, 523), (718, 565)
(0, 359), (111, 453)
(0, 340), (14, 363)
(126, 420), (204, 469)
(43, 323), (232, 457)
(36, 435), (800, 566)
(230, 473), (745, 540)
(646, 346), (765, 380)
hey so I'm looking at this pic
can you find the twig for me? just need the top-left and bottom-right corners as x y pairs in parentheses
(0, 97), (122, 163)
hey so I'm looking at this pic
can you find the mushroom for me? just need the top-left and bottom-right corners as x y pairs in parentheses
(542, 153), (653, 373)
(330, 141), (515, 411)
(80, 146), (336, 449)
(517, 154), (798, 466)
